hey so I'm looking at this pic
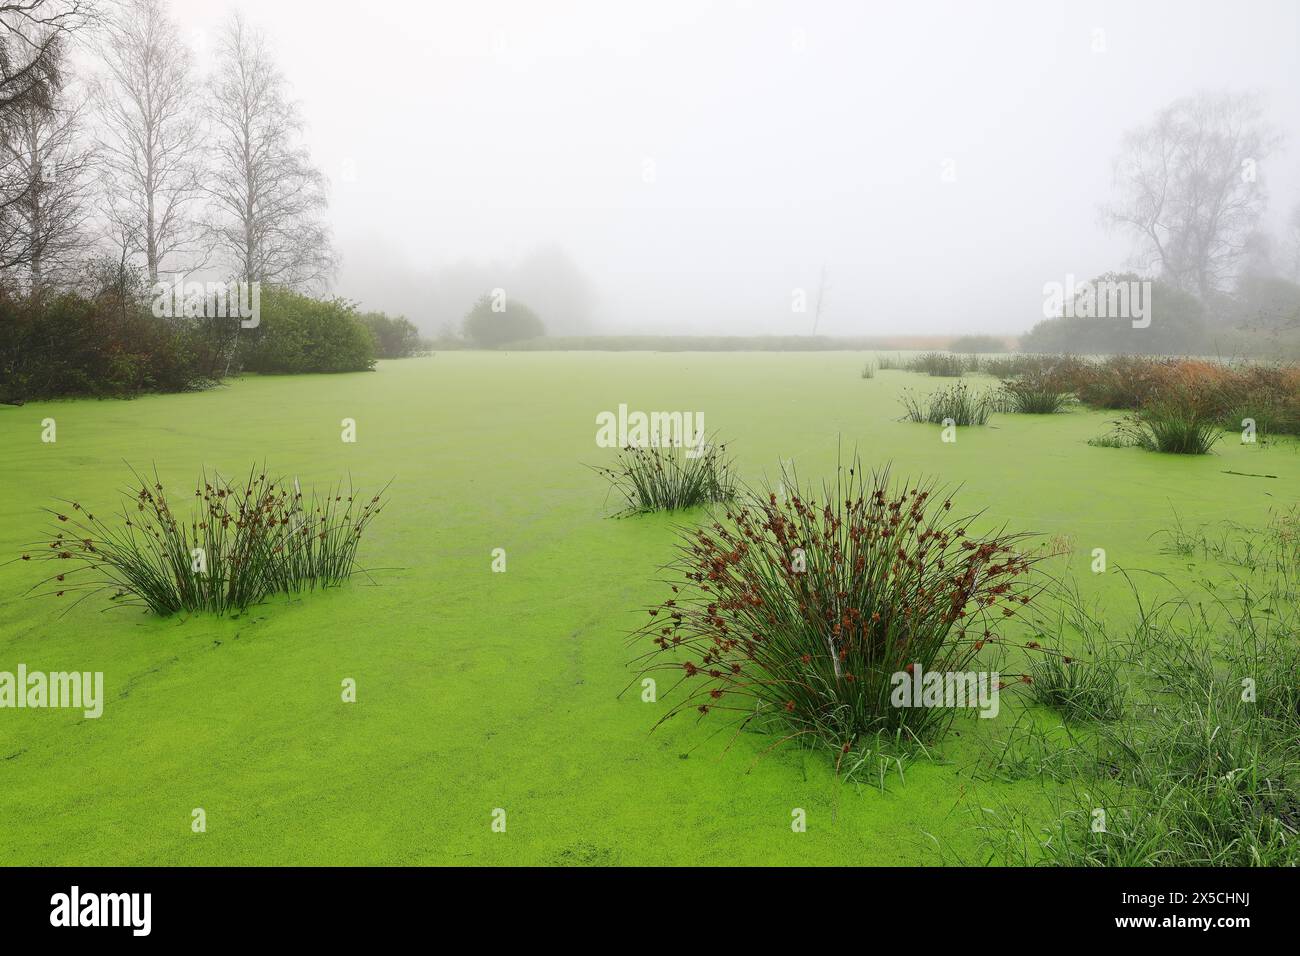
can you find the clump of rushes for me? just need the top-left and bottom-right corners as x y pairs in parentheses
(593, 439), (736, 515)
(999, 374), (1074, 414)
(860, 361), (877, 379)
(629, 459), (1047, 762)
(899, 380), (998, 425)
(24, 465), (389, 615)
(1112, 401), (1222, 454)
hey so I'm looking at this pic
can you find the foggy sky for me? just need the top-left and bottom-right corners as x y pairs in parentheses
(171, 0), (1300, 336)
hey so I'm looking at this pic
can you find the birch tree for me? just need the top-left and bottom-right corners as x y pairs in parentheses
(0, 0), (97, 276)
(204, 12), (335, 289)
(0, 74), (94, 291)
(94, 0), (203, 282)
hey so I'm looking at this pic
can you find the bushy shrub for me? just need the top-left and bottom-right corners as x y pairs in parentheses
(630, 461), (1044, 760)
(23, 466), (389, 615)
(358, 310), (423, 359)
(0, 288), (215, 402)
(239, 287), (376, 374)
(462, 293), (545, 348)
(1019, 274), (1206, 355)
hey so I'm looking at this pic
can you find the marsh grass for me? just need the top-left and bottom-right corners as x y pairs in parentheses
(899, 380), (999, 425)
(23, 465), (389, 616)
(593, 439), (736, 515)
(1086, 431), (1135, 449)
(968, 553), (1300, 866)
(908, 351), (969, 376)
(1024, 600), (1128, 723)
(1156, 507), (1300, 584)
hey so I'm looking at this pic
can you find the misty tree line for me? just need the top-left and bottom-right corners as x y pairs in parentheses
(0, 0), (425, 402)
(1, 0), (333, 293)
(1024, 90), (1300, 356)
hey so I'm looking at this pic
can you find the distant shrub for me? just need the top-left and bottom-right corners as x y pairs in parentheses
(1018, 273), (1206, 355)
(24, 466), (389, 615)
(593, 440), (736, 514)
(948, 334), (1007, 353)
(239, 287), (376, 374)
(900, 381), (998, 425)
(909, 351), (968, 376)
(358, 311), (423, 359)
(462, 293), (545, 348)
(978, 353), (1088, 383)
(424, 323), (466, 351)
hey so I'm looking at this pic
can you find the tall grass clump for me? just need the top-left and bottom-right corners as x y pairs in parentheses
(899, 380), (998, 425)
(22, 466), (389, 615)
(628, 459), (1046, 763)
(594, 440), (736, 515)
(1000, 375), (1074, 414)
(1115, 401), (1223, 454)
(860, 361), (877, 379)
